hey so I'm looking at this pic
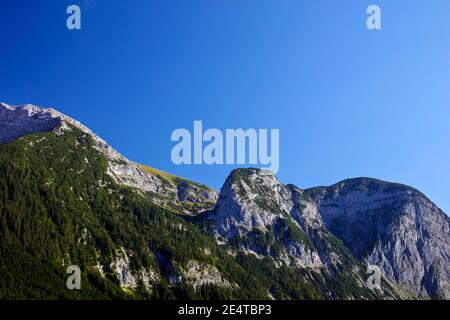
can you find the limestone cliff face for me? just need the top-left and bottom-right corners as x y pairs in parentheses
(212, 169), (293, 238)
(0, 102), (217, 214)
(211, 169), (359, 271)
(211, 171), (449, 299)
(0, 103), (61, 145)
(306, 178), (450, 299)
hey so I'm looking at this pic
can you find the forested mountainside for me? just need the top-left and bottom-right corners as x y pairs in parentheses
(0, 103), (448, 299)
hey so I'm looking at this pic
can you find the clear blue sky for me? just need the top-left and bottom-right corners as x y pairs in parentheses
(1, 1), (450, 213)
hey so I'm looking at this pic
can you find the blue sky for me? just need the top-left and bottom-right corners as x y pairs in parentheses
(1, 1), (450, 213)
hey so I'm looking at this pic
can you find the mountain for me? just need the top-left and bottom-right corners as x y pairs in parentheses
(207, 168), (408, 299)
(209, 169), (449, 299)
(0, 103), (262, 299)
(0, 102), (217, 215)
(306, 178), (450, 298)
(0, 102), (448, 300)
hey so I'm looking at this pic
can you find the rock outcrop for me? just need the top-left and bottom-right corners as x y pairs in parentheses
(211, 169), (355, 271)
(0, 103), (61, 145)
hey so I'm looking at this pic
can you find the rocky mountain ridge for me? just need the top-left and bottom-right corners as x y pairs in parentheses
(1, 101), (448, 299)
(209, 169), (449, 298)
(0, 102), (217, 215)
(306, 178), (450, 298)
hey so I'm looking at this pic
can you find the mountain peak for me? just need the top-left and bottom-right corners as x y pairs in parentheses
(210, 167), (450, 298)
(212, 167), (309, 240)
(306, 177), (450, 298)
(0, 102), (63, 145)
(0, 101), (217, 215)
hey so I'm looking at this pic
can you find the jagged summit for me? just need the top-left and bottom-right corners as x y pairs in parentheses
(210, 168), (450, 298)
(0, 102), (119, 154)
(212, 169), (350, 259)
(0, 102), (63, 145)
(212, 168), (294, 237)
(0, 102), (217, 214)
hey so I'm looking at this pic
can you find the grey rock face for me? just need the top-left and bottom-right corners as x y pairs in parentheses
(212, 170), (449, 298)
(306, 178), (450, 298)
(0, 103), (61, 145)
(178, 181), (217, 203)
(211, 169), (355, 270)
(288, 185), (325, 231)
(212, 168), (293, 239)
(176, 180), (218, 213)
